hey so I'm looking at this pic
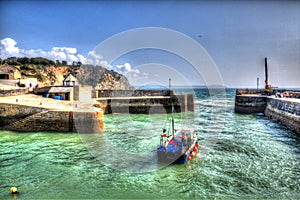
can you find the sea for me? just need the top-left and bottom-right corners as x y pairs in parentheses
(1, 88), (300, 199)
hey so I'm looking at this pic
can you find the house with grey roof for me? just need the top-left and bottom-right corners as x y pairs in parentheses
(63, 74), (78, 86)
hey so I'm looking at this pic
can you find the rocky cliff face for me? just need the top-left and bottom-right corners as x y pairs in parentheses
(48, 65), (133, 89)
(75, 65), (134, 90)
(38, 66), (69, 87)
(1, 62), (133, 89)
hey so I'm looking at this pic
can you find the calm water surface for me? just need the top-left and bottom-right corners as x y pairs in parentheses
(1, 89), (300, 199)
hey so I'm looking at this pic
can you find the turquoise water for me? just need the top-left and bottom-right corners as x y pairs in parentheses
(1, 89), (300, 199)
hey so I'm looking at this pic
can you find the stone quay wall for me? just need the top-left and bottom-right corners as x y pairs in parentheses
(0, 103), (45, 127)
(0, 103), (104, 133)
(234, 90), (300, 134)
(234, 95), (267, 114)
(264, 98), (300, 134)
(0, 88), (28, 97)
(95, 89), (174, 98)
(97, 94), (194, 114)
(0, 89), (193, 132)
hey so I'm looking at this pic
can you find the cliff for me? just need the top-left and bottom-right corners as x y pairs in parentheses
(0, 57), (133, 89)
(75, 65), (134, 89)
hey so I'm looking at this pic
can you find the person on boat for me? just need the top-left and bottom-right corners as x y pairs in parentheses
(160, 129), (167, 147)
(161, 129), (168, 137)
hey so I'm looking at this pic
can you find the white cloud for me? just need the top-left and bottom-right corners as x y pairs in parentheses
(52, 47), (77, 54)
(116, 62), (132, 74)
(86, 51), (139, 75)
(0, 38), (19, 55)
(0, 37), (86, 64)
(0, 37), (137, 76)
(85, 50), (109, 67)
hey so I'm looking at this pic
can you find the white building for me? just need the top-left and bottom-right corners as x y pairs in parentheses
(63, 74), (78, 86)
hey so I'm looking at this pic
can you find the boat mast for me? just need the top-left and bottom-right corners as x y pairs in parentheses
(169, 78), (174, 137)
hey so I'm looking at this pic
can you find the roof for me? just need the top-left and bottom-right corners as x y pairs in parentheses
(48, 87), (72, 93)
(63, 74), (78, 82)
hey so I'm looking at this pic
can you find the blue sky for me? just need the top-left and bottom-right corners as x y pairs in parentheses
(0, 0), (299, 88)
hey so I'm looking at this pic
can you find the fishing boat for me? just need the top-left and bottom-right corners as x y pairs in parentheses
(157, 79), (198, 164)
(157, 127), (198, 164)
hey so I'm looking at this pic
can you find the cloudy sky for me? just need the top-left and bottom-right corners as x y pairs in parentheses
(0, 0), (299, 88)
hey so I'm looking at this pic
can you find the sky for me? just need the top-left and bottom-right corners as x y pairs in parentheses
(0, 0), (299, 88)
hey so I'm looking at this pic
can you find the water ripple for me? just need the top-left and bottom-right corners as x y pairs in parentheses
(1, 89), (300, 199)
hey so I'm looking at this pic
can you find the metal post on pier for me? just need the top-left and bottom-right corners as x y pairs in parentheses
(265, 57), (269, 90)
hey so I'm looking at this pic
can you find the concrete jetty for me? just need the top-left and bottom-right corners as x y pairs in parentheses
(0, 88), (194, 132)
(96, 95), (194, 114)
(0, 95), (104, 133)
(235, 89), (300, 134)
(94, 89), (194, 114)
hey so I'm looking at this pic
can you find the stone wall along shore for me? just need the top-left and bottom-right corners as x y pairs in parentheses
(0, 103), (104, 133)
(234, 89), (300, 134)
(264, 98), (300, 134)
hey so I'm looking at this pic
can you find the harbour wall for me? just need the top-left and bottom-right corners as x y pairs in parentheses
(0, 89), (194, 132)
(95, 89), (174, 98)
(0, 88), (28, 97)
(96, 94), (194, 114)
(234, 95), (267, 114)
(0, 103), (104, 133)
(264, 98), (300, 134)
(235, 90), (300, 134)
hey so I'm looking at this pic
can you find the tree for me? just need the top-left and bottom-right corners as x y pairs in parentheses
(49, 60), (55, 66)
(18, 57), (31, 64)
(62, 60), (67, 66)
(56, 60), (61, 66)
(30, 57), (38, 64)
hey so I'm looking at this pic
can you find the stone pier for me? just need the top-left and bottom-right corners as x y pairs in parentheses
(96, 94), (194, 114)
(235, 89), (300, 134)
(94, 89), (194, 114)
(264, 98), (300, 134)
(0, 103), (104, 133)
(0, 89), (194, 132)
